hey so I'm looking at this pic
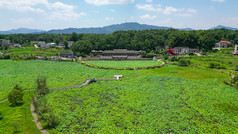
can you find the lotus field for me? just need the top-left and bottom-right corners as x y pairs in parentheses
(0, 60), (238, 133)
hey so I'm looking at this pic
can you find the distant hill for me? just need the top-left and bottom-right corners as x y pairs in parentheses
(210, 25), (238, 30)
(2, 23), (238, 35)
(47, 22), (173, 34)
(0, 28), (44, 34)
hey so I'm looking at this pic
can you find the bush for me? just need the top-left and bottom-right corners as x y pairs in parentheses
(11, 54), (36, 61)
(8, 84), (23, 106)
(142, 53), (155, 58)
(178, 59), (190, 66)
(163, 54), (168, 60)
(169, 56), (178, 62)
(234, 66), (238, 71)
(235, 81), (238, 87)
(231, 76), (238, 84)
(208, 62), (226, 69)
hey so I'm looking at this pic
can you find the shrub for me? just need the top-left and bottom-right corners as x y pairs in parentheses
(208, 62), (226, 69)
(231, 76), (238, 84)
(169, 56), (178, 62)
(163, 54), (168, 60)
(8, 84), (23, 106)
(178, 59), (190, 67)
(234, 66), (238, 71)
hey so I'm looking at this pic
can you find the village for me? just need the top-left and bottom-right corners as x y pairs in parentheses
(1, 39), (238, 61)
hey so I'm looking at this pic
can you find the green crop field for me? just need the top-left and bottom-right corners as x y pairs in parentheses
(0, 47), (70, 57)
(190, 56), (238, 70)
(86, 60), (161, 68)
(0, 60), (238, 133)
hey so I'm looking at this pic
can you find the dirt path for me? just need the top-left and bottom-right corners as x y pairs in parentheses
(31, 103), (49, 134)
(0, 99), (8, 104)
(134, 68), (141, 76)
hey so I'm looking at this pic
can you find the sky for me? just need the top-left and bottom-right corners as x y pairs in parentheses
(0, 0), (238, 31)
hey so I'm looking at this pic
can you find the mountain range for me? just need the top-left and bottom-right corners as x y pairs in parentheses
(0, 22), (237, 34)
(210, 25), (238, 30)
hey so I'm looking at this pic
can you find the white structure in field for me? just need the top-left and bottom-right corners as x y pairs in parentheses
(114, 75), (123, 80)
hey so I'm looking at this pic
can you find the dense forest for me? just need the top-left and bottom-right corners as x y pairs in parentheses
(1, 28), (238, 56)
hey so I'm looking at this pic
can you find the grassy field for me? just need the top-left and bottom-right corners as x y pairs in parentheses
(0, 60), (237, 133)
(0, 92), (41, 134)
(190, 56), (238, 70)
(86, 60), (161, 68)
(0, 47), (71, 57)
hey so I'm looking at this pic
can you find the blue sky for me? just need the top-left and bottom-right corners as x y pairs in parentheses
(0, 0), (237, 30)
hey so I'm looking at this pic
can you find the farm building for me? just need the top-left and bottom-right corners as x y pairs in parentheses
(37, 41), (46, 48)
(92, 49), (146, 60)
(14, 43), (21, 48)
(214, 41), (233, 50)
(171, 47), (199, 54)
(60, 51), (74, 58)
(1, 40), (10, 46)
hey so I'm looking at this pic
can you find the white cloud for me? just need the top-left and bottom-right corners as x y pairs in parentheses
(110, 9), (115, 12)
(136, 4), (197, 17)
(140, 14), (157, 20)
(0, 0), (86, 21)
(85, 0), (134, 5)
(212, 0), (225, 2)
(146, 0), (153, 2)
(46, 2), (86, 20)
(163, 6), (197, 17)
(105, 17), (114, 21)
(136, 4), (162, 12)
(163, 6), (177, 15)
(0, 0), (47, 13)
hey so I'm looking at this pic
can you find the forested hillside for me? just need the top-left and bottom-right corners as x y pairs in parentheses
(1, 29), (238, 54)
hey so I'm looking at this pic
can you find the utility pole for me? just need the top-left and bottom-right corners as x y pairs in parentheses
(22, 107), (28, 121)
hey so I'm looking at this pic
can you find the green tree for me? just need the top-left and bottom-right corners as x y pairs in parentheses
(71, 32), (78, 42)
(8, 84), (23, 106)
(178, 59), (190, 66)
(71, 40), (93, 57)
(64, 41), (69, 50)
(36, 77), (49, 96)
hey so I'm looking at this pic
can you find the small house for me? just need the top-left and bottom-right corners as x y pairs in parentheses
(38, 41), (46, 48)
(189, 48), (199, 53)
(172, 47), (189, 54)
(60, 51), (74, 58)
(14, 43), (21, 48)
(214, 41), (233, 50)
(2, 40), (10, 45)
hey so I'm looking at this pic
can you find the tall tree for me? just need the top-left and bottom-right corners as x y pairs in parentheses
(36, 77), (49, 96)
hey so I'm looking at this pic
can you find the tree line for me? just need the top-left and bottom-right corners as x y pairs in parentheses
(1, 28), (238, 56)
